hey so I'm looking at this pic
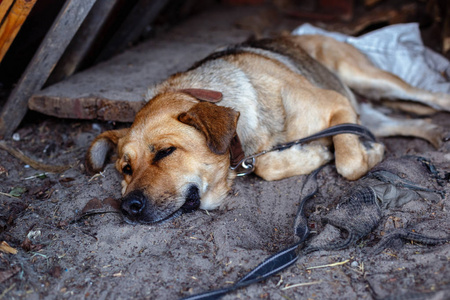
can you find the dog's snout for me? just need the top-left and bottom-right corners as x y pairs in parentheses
(121, 190), (146, 218)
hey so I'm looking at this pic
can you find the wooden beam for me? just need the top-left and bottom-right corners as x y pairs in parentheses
(47, 0), (120, 85)
(0, 0), (15, 23)
(0, 0), (37, 63)
(95, 0), (169, 63)
(0, 0), (97, 139)
(443, 2), (450, 54)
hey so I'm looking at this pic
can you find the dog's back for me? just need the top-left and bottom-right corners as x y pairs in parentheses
(190, 36), (356, 107)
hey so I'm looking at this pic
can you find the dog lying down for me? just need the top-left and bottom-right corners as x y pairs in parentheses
(86, 35), (450, 224)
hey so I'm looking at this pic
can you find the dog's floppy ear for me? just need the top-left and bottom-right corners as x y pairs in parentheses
(178, 102), (239, 155)
(179, 89), (223, 103)
(85, 128), (129, 174)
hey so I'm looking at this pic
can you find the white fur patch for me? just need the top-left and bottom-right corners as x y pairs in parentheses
(145, 85), (157, 101)
(89, 139), (111, 170)
(121, 180), (128, 195)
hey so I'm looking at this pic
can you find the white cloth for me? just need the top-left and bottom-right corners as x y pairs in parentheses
(292, 23), (450, 94)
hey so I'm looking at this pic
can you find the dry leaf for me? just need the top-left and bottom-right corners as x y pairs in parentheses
(48, 265), (62, 278)
(21, 238), (44, 252)
(82, 198), (103, 214)
(103, 197), (121, 211)
(0, 165), (8, 176)
(0, 241), (18, 254)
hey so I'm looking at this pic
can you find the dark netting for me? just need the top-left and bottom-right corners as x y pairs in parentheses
(297, 156), (449, 256)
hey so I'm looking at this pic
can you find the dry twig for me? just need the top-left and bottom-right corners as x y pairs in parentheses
(0, 140), (70, 173)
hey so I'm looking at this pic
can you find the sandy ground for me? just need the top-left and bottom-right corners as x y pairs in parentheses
(1, 113), (449, 300)
(1, 4), (450, 300)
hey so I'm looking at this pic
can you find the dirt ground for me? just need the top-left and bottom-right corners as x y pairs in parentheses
(1, 3), (450, 300)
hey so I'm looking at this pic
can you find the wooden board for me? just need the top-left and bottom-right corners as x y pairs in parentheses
(0, 0), (38, 63)
(0, 0), (97, 138)
(444, 3), (450, 54)
(0, 0), (15, 23)
(28, 6), (258, 122)
(47, 0), (120, 84)
(29, 95), (144, 122)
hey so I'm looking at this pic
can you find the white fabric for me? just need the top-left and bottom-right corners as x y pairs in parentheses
(292, 23), (450, 94)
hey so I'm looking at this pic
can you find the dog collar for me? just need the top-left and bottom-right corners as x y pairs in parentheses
(178, 88), (223, 103)
(229, 134), (246, 170)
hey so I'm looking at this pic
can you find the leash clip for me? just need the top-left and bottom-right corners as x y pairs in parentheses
(234, 157), (256, 176)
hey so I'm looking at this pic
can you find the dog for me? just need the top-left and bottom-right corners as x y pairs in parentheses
(85, 35), (449, 224)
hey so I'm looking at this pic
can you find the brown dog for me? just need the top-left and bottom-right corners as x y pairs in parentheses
(86, 35), (449, 224)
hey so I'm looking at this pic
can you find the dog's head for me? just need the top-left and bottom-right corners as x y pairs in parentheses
(86, 90), (239, 224)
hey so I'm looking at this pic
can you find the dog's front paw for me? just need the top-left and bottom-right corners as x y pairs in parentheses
(336, 141), (385, 180)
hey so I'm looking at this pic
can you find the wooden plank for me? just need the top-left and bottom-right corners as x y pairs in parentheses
(29, 95), (145, 122)
(95, 0), (169, 63)
(443, 3), (450, 54)
(284, 0), (354, 22)
(0, 0), (97, 139)
(28, 6), (256, 122)
(0, 0), (15, 22)
(319, 0), (353, 21)
(0, 0), (37, 63)
(47, 0), (120, 84)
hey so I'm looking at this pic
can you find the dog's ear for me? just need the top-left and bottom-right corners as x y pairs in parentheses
(85, 128), (129, 174)
(178, 102), (239, 155)
(179, 89), (223, 103)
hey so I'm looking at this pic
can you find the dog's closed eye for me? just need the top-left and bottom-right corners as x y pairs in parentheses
(122, 164), (132, 175)
(153, 147), (176, 163)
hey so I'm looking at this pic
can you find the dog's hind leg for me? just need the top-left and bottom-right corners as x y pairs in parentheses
(294, 35), (450, 112)
(339, 62), (450, 112)
(380, 100), (438, 116)
(360, 103), (446, 148)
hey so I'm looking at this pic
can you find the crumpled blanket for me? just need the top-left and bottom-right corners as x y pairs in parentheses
(292, 23), (450, 94)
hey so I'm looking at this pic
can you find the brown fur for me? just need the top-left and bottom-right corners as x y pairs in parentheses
(86, 35), (449, 224)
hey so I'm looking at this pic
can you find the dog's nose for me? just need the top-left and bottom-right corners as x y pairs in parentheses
(126, 198), (144, 214)
(121, 190), (146, 218)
